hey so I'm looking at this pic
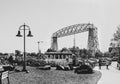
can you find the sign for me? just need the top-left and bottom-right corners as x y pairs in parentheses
(1, 71), (8, 79)
(0, 71), (9, 84)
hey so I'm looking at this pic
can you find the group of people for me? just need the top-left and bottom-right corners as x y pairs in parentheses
(98, 59), (110, 70)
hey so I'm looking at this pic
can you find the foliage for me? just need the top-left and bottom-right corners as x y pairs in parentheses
(59, 47), (92, 58)
(30, 52), (37, 57)
(0, 52), (3, 55)
(95, 51), (103, 58)
(48, 61), (57, 67)
(15, 50), (21, 56)
(3, 65), (15, 71)
(112, 26), (120, 41)
(26, 58), (46, 67)
(46, 48), (56, 52)
(111, 25), (120, 47)
(78, 49), (92, 58)
(104, 51), (111, 57)
(109, 47), (120, 57)
(36, 53), (46, 59)
(60, 47), (70, 52)
(69, 47), (79, 56)
(74, 64), (93, 74)
(8, 55), (14, 64)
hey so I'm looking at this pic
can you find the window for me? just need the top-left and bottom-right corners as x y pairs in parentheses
(63, 55), (66, 59)
(48, 55), (50, 59)
(60, 55), (62, 59)
(55, 55), (58, 59)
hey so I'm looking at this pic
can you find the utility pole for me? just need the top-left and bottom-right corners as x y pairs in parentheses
(73, 33), (76, 48)
(37, 41), (43, 54)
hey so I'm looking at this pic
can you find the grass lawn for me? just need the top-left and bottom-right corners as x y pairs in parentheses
(4, 66), (101, 84)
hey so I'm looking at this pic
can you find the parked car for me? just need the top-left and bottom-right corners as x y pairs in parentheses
(37, 65), (51, 70)
(112, 57), (118, 61)
(117, 59), (120, 70)
(87, 58), (98, 68)
(99, 58), (112, 66)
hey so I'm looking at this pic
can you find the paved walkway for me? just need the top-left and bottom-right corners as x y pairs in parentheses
(94, 62), (120, 84)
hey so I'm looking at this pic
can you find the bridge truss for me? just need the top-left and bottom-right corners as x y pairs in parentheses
(51, 23), (99, 56)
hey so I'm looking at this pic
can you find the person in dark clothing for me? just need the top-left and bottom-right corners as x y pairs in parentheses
(106, 60), (109, 70)
(98, 59), (102, 69)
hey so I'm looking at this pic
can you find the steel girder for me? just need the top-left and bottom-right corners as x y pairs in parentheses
(52, 23), (94, 38)
(51, 23), (99, 56)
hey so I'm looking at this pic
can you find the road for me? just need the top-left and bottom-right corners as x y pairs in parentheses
(94, 62), (120, 84)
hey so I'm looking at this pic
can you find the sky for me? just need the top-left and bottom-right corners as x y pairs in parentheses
(0, 0), (119, 53)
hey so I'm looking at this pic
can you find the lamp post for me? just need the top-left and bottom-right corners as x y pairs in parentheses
(16, 23), (33, 73)
(37, 41), (43, 54)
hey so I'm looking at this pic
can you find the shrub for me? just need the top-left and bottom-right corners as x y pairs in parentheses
(3, 65), (15, 71)
(46, 61), (57, 67)
(74, 64), (93, 74)
(26, 58), (46, 67)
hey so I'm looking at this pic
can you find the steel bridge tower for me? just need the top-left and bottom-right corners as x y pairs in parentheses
(87, 28), (99, 56)
(51, 23), (99, 56)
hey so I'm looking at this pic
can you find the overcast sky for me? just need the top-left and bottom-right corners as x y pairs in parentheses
(0, 0), (119, 53)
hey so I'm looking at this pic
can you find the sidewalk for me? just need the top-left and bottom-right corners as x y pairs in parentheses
(94, 62), (120, 84)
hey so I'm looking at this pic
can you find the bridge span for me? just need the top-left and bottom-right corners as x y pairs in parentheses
(51, 23), (99, 56)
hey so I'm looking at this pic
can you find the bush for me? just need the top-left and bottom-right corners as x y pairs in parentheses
(47, 61), (57, 67)
(26, 58), (46, 67)
(74, 64), (93, 74)
(3, 65), (15, 71)
(13, 58), (23, 66)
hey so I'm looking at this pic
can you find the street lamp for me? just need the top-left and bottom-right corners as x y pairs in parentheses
(37, 41), (43, 53)
(16, 23), (33, 73)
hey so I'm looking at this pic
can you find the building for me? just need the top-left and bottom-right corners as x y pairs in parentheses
(44, 52), (73, 64)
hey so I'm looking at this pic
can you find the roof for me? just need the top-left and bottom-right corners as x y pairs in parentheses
(45, 52), (72, 55)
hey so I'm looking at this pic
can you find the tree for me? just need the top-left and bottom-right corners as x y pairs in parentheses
(8, 55), (14, 65)
(111, 26), (120, 60)
(0, 52), (3, 55)
(46, 48), (56, 52)
(30, 52), (37, 57)
(15, 50), (21, 56)
(104, 51), (111, 57)
(69, 47), (79, 56)
(60, 47), (70, 52)
(111, 25), (120, 46)
(95, 51), (103, 58)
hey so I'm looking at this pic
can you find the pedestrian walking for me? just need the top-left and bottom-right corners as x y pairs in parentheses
(106, 60), (109, 70)
(98, 59), (102, 69)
